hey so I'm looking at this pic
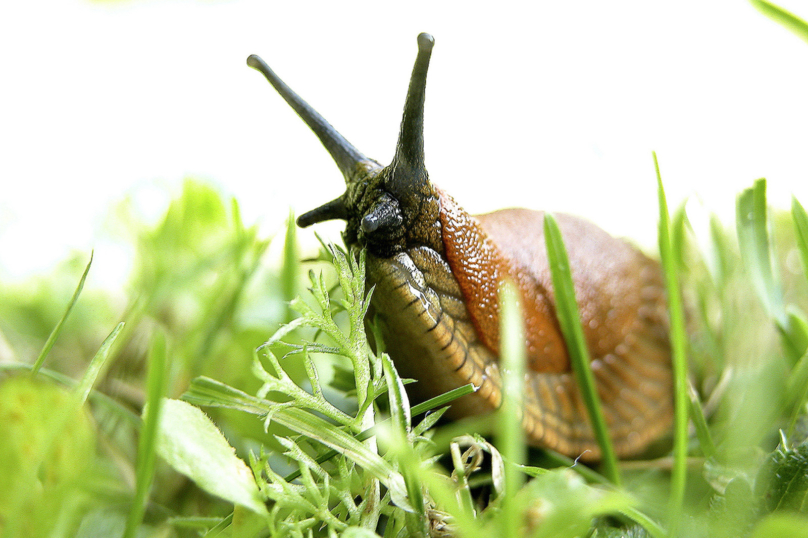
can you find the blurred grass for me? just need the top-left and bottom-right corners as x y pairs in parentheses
(0, 172), (807, 536)
(0, 179), (302, 536)
(2, 4), (807, 535)
(751, 0), (808, 44)
(654, 153), (689, 531)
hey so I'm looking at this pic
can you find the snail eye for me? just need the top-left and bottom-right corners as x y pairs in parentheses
(361, 196), (403, 234)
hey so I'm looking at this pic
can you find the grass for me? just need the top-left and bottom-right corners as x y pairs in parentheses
(2, 5), (808, 535)
(654, 153), (690, 531)
(544, 213), (621, 486)
(2, 169), (808, 537)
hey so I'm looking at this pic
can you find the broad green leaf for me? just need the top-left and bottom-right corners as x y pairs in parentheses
(155, 399), (268, 516)
(755, 440), (808, 514)
(0, 377), (96, 537)
(707, 475), (757, 538)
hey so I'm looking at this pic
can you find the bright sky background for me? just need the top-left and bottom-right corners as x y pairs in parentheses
(1, 0), (807, 286)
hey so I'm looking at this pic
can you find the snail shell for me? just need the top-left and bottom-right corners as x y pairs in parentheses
(248, 33), (673, 459)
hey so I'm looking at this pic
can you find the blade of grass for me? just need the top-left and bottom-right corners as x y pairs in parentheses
(201, 513), (234, 537)
(708, 213), (733, 292)
(74, 322), (124, 405)
(750, 0), (808, 45)
(688, 382), (716, 458)
(737, 179), (783, 324)
(655, 152), (689, 530)
(31, 252), (93, 375)
(621, 506), (668, 538)
(124, 330), (169, 538)
(282, 209), (300, 323)
(544, 213), (621, 485)
(381, 353), (427, 536)
(787, 355), (808, 426)
(496, 280), (527, 536)
(736, 179), (806, 361)
(793, 197), (808, 287)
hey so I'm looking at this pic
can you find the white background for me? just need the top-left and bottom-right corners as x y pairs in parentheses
(1, 0), (807, 285)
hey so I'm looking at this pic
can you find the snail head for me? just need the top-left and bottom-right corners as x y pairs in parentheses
(248, 33), (441, 257)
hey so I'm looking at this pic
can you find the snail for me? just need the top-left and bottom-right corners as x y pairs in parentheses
(247, 33), (673, 460)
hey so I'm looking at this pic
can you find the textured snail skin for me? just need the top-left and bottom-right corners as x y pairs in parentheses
(365, 186), (672, 459)
(248, 33), (674, 460)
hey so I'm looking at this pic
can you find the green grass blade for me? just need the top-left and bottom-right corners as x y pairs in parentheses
(410, 383), (475, 416)
(74, 322), (125, 405)
(621, 506), (668, 538)
(737, 180), (805, 361)
(281, 209), (300, 322)
(201, 514), (233, 537)
(793, 197), (808, 287)
(497, 281), (527, 536)
(382, 353), (412, 441)
(737, 180), (787, 325)
(709, 213), (733, 290)
(737, 179), (779, 318)
(786, 348), (808, 434)
(381, 353), (427, 536)
(688, 382), (716, 458)
(655, 152), (689, 529)
(124, 330), (168, 538)
(750, 0), (808, 45)
(543, 213), (621, 485)
(31, 252), (93, 375)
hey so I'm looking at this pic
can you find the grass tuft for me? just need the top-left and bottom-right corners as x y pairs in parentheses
(4, 163), (808, 535)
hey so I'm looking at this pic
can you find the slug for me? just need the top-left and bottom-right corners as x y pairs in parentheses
(247, 33), (673, 460)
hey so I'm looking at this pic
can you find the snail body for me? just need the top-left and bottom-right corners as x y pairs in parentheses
(248, 34), (673, 459)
